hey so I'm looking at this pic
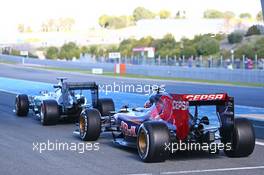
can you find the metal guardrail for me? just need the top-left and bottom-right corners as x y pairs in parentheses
(94, 56), (264, 70)
(0, 54), (264, 84)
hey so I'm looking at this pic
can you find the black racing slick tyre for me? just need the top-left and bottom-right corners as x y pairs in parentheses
(40, 100), (60, 125)
(224, 118), (255, 157)
(79, 109), (101, 141)
(97, 98), (115, 116)
(137, 121), (170, 162)
(15, 94), (29, 117)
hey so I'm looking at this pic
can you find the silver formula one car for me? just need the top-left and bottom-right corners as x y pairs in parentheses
(15, 78), (114, 125)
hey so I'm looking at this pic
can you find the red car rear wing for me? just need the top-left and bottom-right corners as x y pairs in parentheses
(172, 93), (229, 106)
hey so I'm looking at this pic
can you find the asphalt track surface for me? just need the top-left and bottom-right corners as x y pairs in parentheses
(0, 63), (264, 175)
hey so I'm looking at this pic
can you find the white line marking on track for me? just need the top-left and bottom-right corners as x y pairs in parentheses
(127, 174), (152, 175)
(256, 141), (264, 146)
(160, 166), (264, 174)
(127, 166), (264, 175)
(237, 105), (264, 110)
(0, 89), (18, 95)
(254, 125), (264, 129)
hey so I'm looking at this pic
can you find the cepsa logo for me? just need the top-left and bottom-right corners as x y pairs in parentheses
(172, 101), (189, 110)
(185, 94), (225, 101)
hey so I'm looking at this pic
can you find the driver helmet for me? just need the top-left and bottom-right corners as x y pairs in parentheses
(144, 100), (153, 108)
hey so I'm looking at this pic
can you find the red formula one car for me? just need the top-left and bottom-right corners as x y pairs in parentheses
(75, 90), (255, 162)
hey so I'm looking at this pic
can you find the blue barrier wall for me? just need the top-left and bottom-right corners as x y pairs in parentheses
(1, 54), (263, 84)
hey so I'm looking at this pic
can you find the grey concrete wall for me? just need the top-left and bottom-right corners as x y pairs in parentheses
(1, 54), (263, 84)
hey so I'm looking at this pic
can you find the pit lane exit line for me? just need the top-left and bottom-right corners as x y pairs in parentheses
(160, 165), (264, 174)
(256, 141), (264, 146)
(0, 88), (19, 95)
(127, 166), (264, 175)
(254, 125), (264, 129)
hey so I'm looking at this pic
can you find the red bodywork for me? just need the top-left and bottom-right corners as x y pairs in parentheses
(150, 93), (228, 140)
